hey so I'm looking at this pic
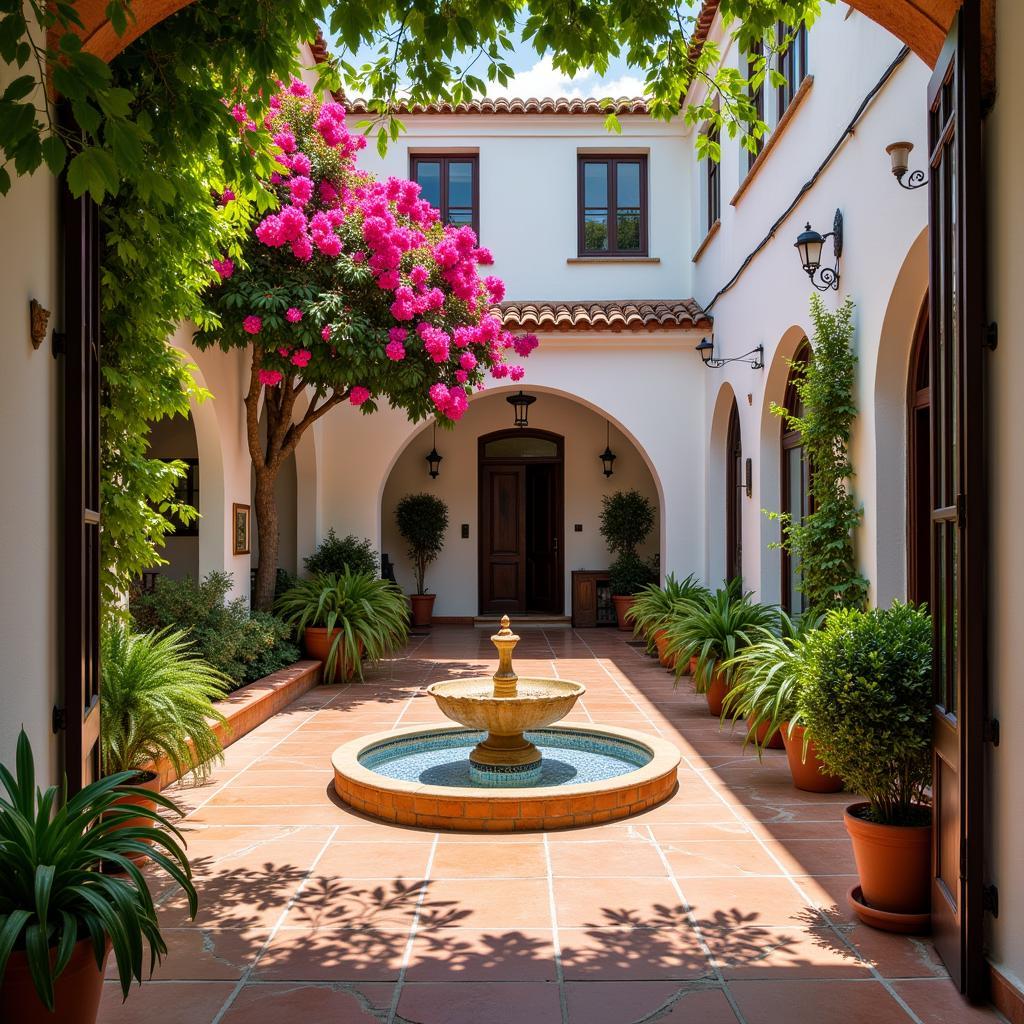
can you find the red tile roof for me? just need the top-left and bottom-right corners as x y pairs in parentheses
(688, 0), (722, 63)
(344, 96), (649, 116)
(498, 299), (711, 333)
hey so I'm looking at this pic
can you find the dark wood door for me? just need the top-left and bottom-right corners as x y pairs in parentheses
(525, 463), (563, 613)
(480, 464), (526, 613)
(61, 165), (103, 792)
(907, 306), (931, 606)
(726, 400), (743, 585)
(927, 0), (987, 998)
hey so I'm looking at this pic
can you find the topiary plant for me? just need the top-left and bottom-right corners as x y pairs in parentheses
(395, 493), (449, 595)
(599, 489), (656, 557)
(304, 529), (379, 578)
(796, 602), (932, 825)
(608, 552), (658, 598)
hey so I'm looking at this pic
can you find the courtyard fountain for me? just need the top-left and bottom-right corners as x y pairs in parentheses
(332, 616), (679, 830)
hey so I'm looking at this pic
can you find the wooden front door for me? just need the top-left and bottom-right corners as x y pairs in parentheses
(60, 166), (103, 792)
(479, 430), (564, 615)
(726, 400), (743, 585)
(927, 0), (988, 998)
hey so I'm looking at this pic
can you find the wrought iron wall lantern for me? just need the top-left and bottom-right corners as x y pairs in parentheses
(599, 421), (617, 478)
(506, 390), (536, 428)
(425, 423), (443, 479)
(885, 141), (927, 190)
(794, 209), (843, 291)
(695, 337), (764, 370)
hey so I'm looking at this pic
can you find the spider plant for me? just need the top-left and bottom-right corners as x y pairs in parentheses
(625, 573), (710, 646)
(275, 569), (409, 681)
(101, 621), (231, 784)
(720, 610), (823, 754)
(664, 586), (778, 693)
(0, 729), (197, 1015)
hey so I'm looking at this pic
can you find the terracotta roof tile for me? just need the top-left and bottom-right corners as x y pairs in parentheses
(498, 299), (711, 333)
(309, 29), (330, 65)
(344, 96), (649, 116)
(688, 0), (722, 63)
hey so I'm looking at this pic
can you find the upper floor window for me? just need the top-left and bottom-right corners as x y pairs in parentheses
(577, 155), (648, 256)
(410, 154), (479, 235)
(745, 42), (765, 173)
(704, 127), (721, 231)
(776, 21), (808, 118)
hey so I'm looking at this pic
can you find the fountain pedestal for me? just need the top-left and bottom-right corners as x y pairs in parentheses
(426, 616), (585, 787)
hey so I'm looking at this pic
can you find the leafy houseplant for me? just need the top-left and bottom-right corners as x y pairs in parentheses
(599, 489), (657, 630)
(101, 621), (231, 786)
(797, 603), (933, 921)
(0, 730), (198, 1023)
(395, 493), (449, 627)
(304, 530), (379, 578)
(276, 570), (410, 682)
(626, 574), (710, 665)
(664, 587), (778, 715)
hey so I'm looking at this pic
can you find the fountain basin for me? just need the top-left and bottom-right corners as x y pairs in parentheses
(332, 723), (680, 831)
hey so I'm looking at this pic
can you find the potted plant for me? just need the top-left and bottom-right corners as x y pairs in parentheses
(798, 603), (933, 929)
(276, 569), (410, 682)
(664, 587), (777, 715)
(626, 574), (709, 666)
(304, 529), (379, 577)
(0, 730), (198, 1023)
(395, 492), (449, 627)
(599, 489), (657, 630)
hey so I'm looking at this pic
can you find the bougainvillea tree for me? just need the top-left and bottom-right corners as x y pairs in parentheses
(196, 81), (537, 611)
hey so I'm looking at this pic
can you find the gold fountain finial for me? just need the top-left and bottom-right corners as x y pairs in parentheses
(490, 616), (520, 698)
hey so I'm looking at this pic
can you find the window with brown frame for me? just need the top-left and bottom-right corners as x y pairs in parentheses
(410, 154), (479, 235)
(705, 128), (721, 231)
(776, 21), (808, 119)
(780, 341), (812, 614)
(577, 154), (648, 256)
(745, 42), (764, 174)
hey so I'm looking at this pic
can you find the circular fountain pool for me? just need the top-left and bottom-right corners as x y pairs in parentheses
(332, 723), (680, 832)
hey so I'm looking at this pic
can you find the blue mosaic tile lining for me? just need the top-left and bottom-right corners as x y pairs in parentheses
(358, 728), (652, 789)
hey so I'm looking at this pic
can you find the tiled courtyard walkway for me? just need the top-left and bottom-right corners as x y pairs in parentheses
(100, 627), (1003, 1024)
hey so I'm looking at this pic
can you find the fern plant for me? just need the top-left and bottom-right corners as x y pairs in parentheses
(626, 573), (710, 644)
(0, 730), (197, 1011)
(720, 610), (823, 753)
(663, 587), (778, 693)
(276, 570), (409, 681)
(100, 622), (231, 784)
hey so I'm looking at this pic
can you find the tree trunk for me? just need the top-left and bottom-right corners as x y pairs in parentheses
(253, 469), (280, 613)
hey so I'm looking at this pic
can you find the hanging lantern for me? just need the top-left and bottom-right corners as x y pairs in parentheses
(600, 420), (617, 478)
(506, 390), (536, 428)
(425, 423), (442, 479)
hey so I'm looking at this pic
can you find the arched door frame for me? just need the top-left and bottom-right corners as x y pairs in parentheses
(779, 340), (812, 615)
(907, 300), (931, 605)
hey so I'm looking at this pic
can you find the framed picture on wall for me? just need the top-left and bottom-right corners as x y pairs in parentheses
(232, 503), (251, 555)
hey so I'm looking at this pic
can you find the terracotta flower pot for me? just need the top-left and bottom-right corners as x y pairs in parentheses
(781, 723), (844, 793)
(844, 802), (932, 915)
(409, 593), (436, 628)
(688, 655), (699, 677)
(747, 717), (785, 750)
(303, 626), (363, 682)
(0, 937), (110, 1024)
(108, 770), (162, 865)
(705, 672), (730, 717)
(653, 629), (674, 668)
(612, 594), (636, 632)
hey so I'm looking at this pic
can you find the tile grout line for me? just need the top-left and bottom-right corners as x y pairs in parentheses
(542, 832), (570, 1024)
(675, 748), (927, 1024)
(386, 832), (441, 1024)
(645, 824), (749, 1024)
(209, 823), (341, 1024)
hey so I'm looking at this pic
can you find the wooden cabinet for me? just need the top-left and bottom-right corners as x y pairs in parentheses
(571, 570), (614, 627)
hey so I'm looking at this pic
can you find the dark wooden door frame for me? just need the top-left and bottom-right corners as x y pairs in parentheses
(478, 429), (564, 615)
(926, 0), (988, 999)
(779, 341), (811, 614)
(906, 300), (931, 606)
(726, 400), (743, 585)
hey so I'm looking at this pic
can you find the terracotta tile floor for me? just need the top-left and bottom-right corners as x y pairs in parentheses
(98, 627), (1006, 1024)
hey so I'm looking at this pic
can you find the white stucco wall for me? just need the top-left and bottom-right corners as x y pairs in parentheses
(0, 50), (61, 785)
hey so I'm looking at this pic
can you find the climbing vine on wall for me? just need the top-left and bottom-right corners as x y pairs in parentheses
(770, 295), (869, 616)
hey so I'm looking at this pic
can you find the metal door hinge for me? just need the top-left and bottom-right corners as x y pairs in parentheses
(984, 322), (998, 351)
(983, 885), (999, 917)
(51, 705), (67, 733)
(984, 718), (1000, 746)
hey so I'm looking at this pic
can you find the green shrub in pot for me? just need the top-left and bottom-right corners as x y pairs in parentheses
(0, 730), (197, 1020)
(394, 493), (449, 596)
(598, 489), (656, 562)
(276, 570), (409, 682)
(101, 620), (231, 784)
(303, 529), (379, 578)
(608, 552), (658, 599)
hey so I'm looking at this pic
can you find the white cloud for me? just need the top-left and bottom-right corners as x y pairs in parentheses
(486, 55), (645, 100)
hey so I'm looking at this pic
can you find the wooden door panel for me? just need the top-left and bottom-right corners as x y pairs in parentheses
(480, 465), (525, 613)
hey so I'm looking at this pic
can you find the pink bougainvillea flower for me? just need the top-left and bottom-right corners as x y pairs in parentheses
(230, 103), (247, 123)
(243, 315), (262, 334)
(220, 188), (235, 205)
(258, 368), (282, 387)
(455, 369), (468, 383)
(321, 325), (333, 341)
(288, 76), (311, 97)
(385, 340), (406, 361)
(285, 307), (303, 323)
(350, 386), (371, 406)
(278, 346), (291, 357)
(291, 349), (311, 368)
(290, 152), (311, 176)
(289, 175), (314, 205)
(459, 351), (477, 371)
(212, 257), (234, 279)
(509, 365), (525, 381)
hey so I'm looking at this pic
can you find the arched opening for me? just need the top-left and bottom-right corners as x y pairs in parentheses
(726, 400), (744, 586)
(907, 302), (931, 605)
(780, 339), (812, 615)
(144, 411), (200, 585)
(380, 389), (661, 620)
